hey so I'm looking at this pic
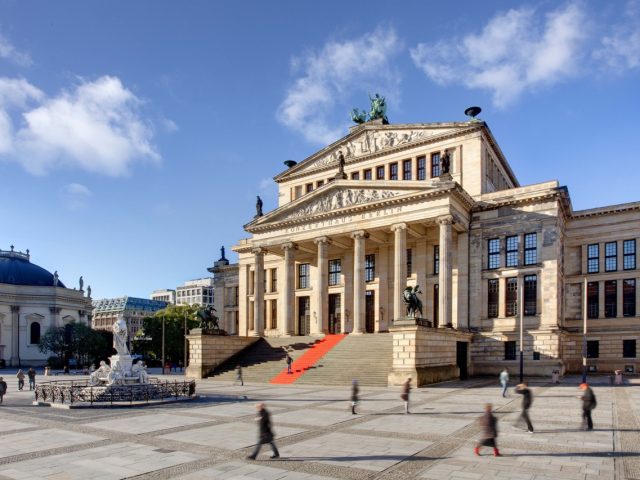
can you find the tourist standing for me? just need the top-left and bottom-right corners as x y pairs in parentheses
(285, 354), (293, 374)
(351, 379), (359, 414)
(515, 383), (534, 433)
(27, 368), (36, 390)
(474, 403), (500, 456)
(580, 383), (597, 430)
(247, 403), (279, 460)
(499, 368), (509, 397)
(16, 369), (25, 391)
(235, 365), (244, 386)
(0, 377), (6, 404)
(401, 378), (411, 414)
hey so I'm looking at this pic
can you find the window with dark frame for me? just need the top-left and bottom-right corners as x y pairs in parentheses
(431, 153), (440, 178)
(605, 241), (617, 272)
(403, 159), (412, 180)
(263, 269), (267, 293)
(588, 282), (599, 319)
(488, 279), (499, 318)
(433, 284), (439, 327)
(364, 169), (372, 180)
(623, 279), (636, 317)
(390, 162), (398, 180)
(605, 280), (617, 317)
(533, 351), (541, 360)
(376, 165), (385, 180)
(587, 244), (599, 273)
(506, 235), (519, 267)
(365, 254), (375, 282)
(298, 263), (310, 289)
(271, 300), (277, 329)
(506, 277), (518, 316)
(249, 271), (255, 295)
(504, 341), (516, 360)
(30, 322), (41, 344)
(587, 340), (599, 358)
(406, 249), (412, 277)
(270, 268), (277, 293)
(623, 339), (637, 358)
(524, 233), (537, 265)
(524, 275), (537, 315)
(351, 172), (360, 180)
(624, 239), (636, 270)
(316, 180), (324, 188)
(306, 183), (313, 193)
(488, 238), (500, 269)
(434, 245), (440, 274)
(417, 156), (426, 180)
(328, 259), (341, 286)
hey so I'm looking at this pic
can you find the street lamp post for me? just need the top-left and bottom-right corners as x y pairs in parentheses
(161, 315), (165, 375)
(519, 276), (524, 383)
(183, 311), (188, 373)
(582, 277), (588, 383)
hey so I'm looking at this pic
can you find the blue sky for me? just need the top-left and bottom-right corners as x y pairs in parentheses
(1, 0), (639, 299)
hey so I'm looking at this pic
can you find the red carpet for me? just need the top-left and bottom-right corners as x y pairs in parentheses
(270, 334), (346, 384)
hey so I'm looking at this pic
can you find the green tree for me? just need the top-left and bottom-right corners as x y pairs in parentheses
(38, 322), (112, 367)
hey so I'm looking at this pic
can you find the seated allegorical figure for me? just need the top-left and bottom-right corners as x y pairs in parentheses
(107, 360), (124, 386)
(130, 361), (150, 384)
(89, 360), (111, 386)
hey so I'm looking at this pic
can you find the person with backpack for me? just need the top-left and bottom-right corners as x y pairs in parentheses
(580, 383), (597, 430)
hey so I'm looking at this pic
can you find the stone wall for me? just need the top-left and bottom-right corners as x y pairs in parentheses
(186, 331), (258, 379)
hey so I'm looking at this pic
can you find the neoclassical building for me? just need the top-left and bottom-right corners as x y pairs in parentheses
(229, 116), (640, 375)
(0, 247), (92, 366)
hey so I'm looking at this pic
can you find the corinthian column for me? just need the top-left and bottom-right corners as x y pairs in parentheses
(352, 230), (367, 334)
(313, 237), (329, 335)
(391, 223), (407, 321)
(438, 215), (453, 327)
(252, 248), (265, 336)
(281, 243), (296, 336)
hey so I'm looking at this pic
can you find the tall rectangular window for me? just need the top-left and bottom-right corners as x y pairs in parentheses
(524, 233), (537, 265)
(294, 185), (303, 199)
(351, 172), (360, 180)
(376, 165), (385, 180)
(249, 271), (255, 295)
(623, 279), (636, 317)
(364, 168), (372, 180)
(406, 248), (412, 277)
(588, 282), (599, 319)
(587, 340), (599, 358)
(488, 238), (500, 269)
(417, 156), (426, 180)
(434, 245), (439, 274)
(316, 180), (324, 188)
(433, 284), (439, 327)
(298, 263), (310, 289)
(587, 244), (599, 273)
(305, 183), (313, 193)
(605, 280), (617, 317)
(263, 270), (267, 293)
(506, 235), (519, 267)
(623, 339), (636, 358)
(504, 341), (516, 360)
(431, 153), (440, 178)
(624, 239), (636, 270)
(365, 254), (375, 282)
(506, 277), (518, 316)
(524, 275), (537, 315)
(605, 241), (617, 272)
(271, 300), (278, 329)
(402, 159), (412, 180)
(389, 162), (398, 180)
(270, 268), (277, 293)
(488, 279), (499, 318)
(328, 259), (341, 286)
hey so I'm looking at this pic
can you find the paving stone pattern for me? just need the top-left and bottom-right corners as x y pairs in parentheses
(0, 374), (637, 479)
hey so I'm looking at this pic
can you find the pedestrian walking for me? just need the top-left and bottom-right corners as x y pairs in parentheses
(351, 379), (359, 414)
(514, 383), (534, 433)
(474, 403), (500, 456)
(235, 365), (244, 386)
(499, 368), (509, 397)
(579, 383), (597, 430)
(0, 377), (6, 404)
(401, 378), (411, 414)
(27, 368), (36, 390)
(285, 354), (293, 374)
(247, 403), (279, 460)
(16, 369), (25, 391)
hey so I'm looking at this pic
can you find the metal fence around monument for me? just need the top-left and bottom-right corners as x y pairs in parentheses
(34, 378), (196, 406)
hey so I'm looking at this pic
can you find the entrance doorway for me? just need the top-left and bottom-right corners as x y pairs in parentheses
(365, 290), (375, 333)
(328, 294), (341, 334)
(298, 296), (310, 335)
(433, 284), (439, 328)
(456, 341), (468, 380)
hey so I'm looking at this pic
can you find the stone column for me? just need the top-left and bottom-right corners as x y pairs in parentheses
(252, 248), (265, 336)
(313, 237), (329, 335)
(10, 305), (20, 366)
(438, 215), (453, 327)
(281, 243), (296, 336)
(352, 230), (367, 334)
(391, 223), (407, 321)
(49, 306), (61, 328)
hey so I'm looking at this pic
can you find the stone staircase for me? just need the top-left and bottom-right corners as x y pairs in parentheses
(294, 333), (393, 387)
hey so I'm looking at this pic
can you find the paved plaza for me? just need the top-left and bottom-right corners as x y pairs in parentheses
(0, 373), (638, 479)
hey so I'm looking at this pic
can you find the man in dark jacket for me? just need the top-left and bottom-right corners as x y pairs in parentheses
(351, 380), (359, 414)
(474, 403), (500, 456)
(247, 403), (279, 460)
(515, 383), (534, 433)
(580, 383), (597, 430)
(0, 376), (7, 404)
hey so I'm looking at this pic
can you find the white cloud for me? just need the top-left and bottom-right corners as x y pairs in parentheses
(64, 182), (92, 196)
(593, 1), (640, 70)
(277, 26), (402, 144)
(62, 182), (92, 210)
(0, 75), (163, 176)
(0, 31), (32, 67)
(411, 4), (587, 107)
(0, 78), (43, 153)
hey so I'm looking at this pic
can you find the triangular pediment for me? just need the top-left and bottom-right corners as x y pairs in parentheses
(275, 122), (478, 181)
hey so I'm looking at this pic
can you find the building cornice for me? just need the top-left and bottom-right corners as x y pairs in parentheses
(570, 200), (640, 219)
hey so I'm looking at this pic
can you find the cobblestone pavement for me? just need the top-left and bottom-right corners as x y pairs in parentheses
(0, 373), (637, 479)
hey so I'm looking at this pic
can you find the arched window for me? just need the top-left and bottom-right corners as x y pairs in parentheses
(30, 322), (41, 344)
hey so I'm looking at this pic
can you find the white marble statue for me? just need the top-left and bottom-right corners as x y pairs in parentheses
(89, 360), (111, 386)
(112, 318), (129, 356)
(131, 361), (150, 384)
(107, 359), (124, 386)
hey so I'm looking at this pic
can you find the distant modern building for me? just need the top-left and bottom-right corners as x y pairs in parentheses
(0, 246), (92, 366)
(175, 278), (214, 307)
(150, 288), (176, 304)
(208, 247), (239, 334)
(92, 297), (168, 339)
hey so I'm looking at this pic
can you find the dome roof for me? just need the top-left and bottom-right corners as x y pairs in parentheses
(0, 248), (66, 288)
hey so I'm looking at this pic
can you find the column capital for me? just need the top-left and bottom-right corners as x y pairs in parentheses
(281, 242), (298, 251)
(10, 305), (20, 313)
(351, 230), (368, 240)
(251, 247), (267, 256)
(437, 215), (454, 226)
(313, 236), (331, 245)
(390, 223), (407, 232)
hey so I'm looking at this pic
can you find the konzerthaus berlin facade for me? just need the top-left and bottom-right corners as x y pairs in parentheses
(231, 117), (640, 375)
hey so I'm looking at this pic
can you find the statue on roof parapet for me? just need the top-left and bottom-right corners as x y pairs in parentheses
(350, 93), (389, 125)
(255, 196), (263, 217)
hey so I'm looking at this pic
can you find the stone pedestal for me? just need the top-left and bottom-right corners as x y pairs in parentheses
(109, 354), (133, 373)
(186, 331), (259, 379)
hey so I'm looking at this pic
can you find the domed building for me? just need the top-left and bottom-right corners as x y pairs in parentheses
(0, 246), (92, 366)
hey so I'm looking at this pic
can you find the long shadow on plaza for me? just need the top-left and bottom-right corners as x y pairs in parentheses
(276, 454), (447, 462)
(506, 451), (640, 458)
